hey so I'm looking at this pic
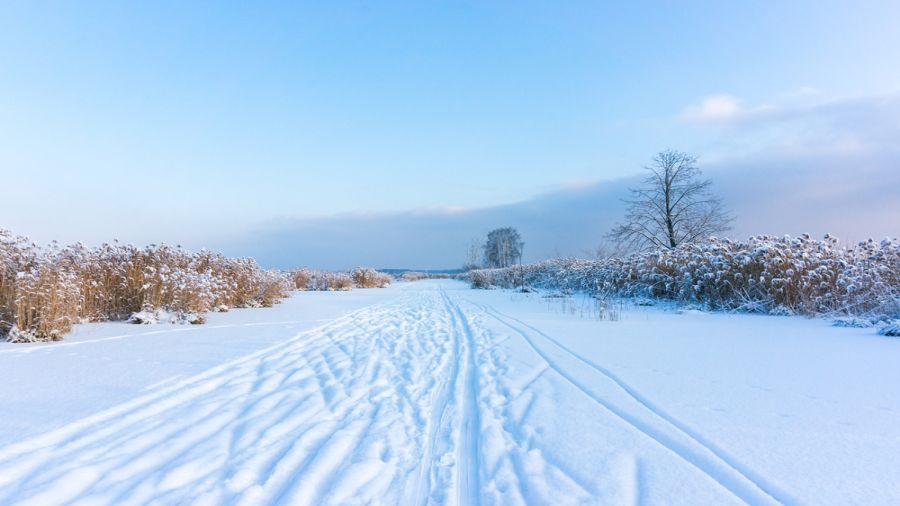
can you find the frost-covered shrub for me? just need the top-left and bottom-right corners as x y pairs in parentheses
(291, 268), (314, 290)
(768, 306), (795, 317)
(294, 269), (347, 291)
(467, 235), (900, 319)
(327, 273), (354, 291)
(401, 271), (426, 282)
(1, 236), (81, 341)
(6, 326), (42, 344)
(128, 308), (207, 325)
(292, 267), (390, 291)
(469, 270), (495, 289)
(128, 308), (166, 325)
(1, 231), (35, 337)
(306, 270), (331, 291)
(0, 229), (293, 342)
(350, 267), (391, 288)
(832, 317), (875, 328)
(398, 271), (451, 282)
(879, 323), (900, 337)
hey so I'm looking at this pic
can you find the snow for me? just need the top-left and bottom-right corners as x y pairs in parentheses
(0, 287), (397, 446)
(1, 280), (899, 505)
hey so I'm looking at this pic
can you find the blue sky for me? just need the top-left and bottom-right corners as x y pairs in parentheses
(1, 1), (899, 267)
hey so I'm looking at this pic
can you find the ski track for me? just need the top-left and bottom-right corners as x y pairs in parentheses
(468, 300), (790, 506)
(0, 285), (789, 505)
(0, 320), (323, 355)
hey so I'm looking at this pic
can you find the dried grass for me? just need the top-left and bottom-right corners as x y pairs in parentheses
(291, 267), (390, 291)
(0, 230), (292, 342)
(350, 267), (392, 288)
(468, 234), (900, 319)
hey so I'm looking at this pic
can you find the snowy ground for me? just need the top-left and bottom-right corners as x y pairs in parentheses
(0, 280), (898, 505)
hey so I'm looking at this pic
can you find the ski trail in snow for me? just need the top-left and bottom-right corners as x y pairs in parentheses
(0, 283), (795, 505)
(0, 320), (320, 355)
(469, 299), (789, 506)
(0, 294), (452, 505)
(446, 293), (599, 506)
(411, 291), (461, 506)
(441, 289), (482, 506)
(476, 302), (798, 505)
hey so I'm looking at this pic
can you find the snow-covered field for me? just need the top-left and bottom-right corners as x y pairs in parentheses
(1, 280), (898, 505)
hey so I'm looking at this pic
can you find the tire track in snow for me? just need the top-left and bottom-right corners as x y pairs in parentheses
(470, 299), (788, 506)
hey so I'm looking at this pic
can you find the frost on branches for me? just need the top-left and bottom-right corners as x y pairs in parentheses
(468, 234), (900, 320)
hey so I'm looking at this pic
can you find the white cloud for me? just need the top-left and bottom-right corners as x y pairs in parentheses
(681, 94), (744, 122)
(681, 93), (778, 124)
(681, 90), (900, 162)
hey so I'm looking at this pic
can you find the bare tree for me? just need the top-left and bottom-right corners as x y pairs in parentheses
(608, 149), (732, 251)
(483, 227), (524, 268)
(462, 238), (482, 271)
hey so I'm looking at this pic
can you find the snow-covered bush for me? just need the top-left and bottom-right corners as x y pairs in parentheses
(127, 308), (166, 325)
(291, 267), (390, 291)
(879, 323), (900, 337)
(400, 271), (426, 282)
(1, 234), (80, 341)
(128, 308), (206, 325)
(327, 273), (354, 291)
(255, 270), (293, 307)
(398, 271), (452, 282)
(291, 268), (314, 290)
(469, 270), (495, 289)
(467, 235), (900, 319)
(350, 267), (392, 288)
(832, 317), (876, 328)
(0, 229), (293, 342)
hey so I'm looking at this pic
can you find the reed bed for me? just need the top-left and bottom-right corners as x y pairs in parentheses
(468, 234), (900, 319)
(350, 267), (392, 288)
(397, 272), (452, 282)
(1, 230), (292, 342)
(291, 267), (391, 291)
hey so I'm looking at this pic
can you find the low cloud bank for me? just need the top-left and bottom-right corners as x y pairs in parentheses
(222, 150), (900, 270)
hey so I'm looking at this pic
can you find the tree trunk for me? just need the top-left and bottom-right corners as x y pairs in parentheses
(665, 171), (677, 248)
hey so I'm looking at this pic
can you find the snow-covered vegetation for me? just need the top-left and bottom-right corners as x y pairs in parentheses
(468, 234), (900, 320)
(290, 268), (351, 291)
(0, 229), (295, 342)
(290, 267), (392, 291)
(398, 271), (453, 282)
(0, 231), (396, 343)
(350, 267), (393, 288)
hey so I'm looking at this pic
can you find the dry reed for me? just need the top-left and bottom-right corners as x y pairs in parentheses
(0, 230), (292, 342)
(468, 234), (900, 319)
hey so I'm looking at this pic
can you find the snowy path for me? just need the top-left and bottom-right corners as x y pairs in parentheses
(1, 281), (898, 505)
